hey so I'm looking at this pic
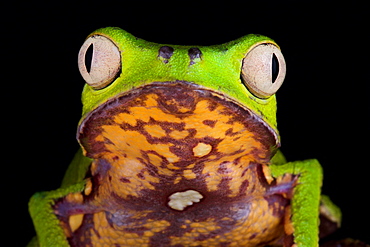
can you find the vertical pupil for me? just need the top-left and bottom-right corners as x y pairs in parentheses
(85, 43), (94, 73)
(271, 53), (279, 83)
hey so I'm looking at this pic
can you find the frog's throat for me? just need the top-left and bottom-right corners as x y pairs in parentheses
(63, 82), (286, 245)
(78, 81), (279, 169)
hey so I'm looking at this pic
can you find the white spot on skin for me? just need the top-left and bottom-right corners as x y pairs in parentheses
(168, 190), (203, 211)
(193, 142), (212, 157)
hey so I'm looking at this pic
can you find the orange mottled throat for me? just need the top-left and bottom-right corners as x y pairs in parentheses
(53, 82), (296, 246)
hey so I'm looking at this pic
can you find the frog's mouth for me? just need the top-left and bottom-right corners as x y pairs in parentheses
(78, 81), (278, 161)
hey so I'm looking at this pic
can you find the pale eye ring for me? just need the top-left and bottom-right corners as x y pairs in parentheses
(78, 35), (121, 89)
(241, 43), (286, 98)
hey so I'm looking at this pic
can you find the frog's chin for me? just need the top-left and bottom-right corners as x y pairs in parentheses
(77, 81), (279, 162)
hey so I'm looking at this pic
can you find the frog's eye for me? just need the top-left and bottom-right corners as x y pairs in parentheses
(78, 35), (121, 89)
(241, 43), (286, 98)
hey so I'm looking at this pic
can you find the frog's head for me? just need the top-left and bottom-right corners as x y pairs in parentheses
(76, 27), (286, 169)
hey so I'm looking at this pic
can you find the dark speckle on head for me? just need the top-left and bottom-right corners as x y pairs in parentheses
(158, 46), (174, 63)
(188, 47), (202, 65)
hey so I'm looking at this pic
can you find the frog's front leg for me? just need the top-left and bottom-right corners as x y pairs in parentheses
(270, 159), (323, 247)
(28, 181), (87, 247)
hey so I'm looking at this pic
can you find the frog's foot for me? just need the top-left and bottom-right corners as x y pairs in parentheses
(263, 173), (300, 247)
(266, 173), (299, 199)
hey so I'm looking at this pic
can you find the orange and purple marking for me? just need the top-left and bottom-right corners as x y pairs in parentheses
(53, 82), (297, 246)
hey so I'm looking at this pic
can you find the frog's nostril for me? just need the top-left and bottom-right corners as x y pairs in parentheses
(158, 46), (174, 64)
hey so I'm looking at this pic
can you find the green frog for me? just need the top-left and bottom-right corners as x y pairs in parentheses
(28, 27), (341, 247)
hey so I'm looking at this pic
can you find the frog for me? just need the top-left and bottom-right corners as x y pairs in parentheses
(27, 27), (341, 247)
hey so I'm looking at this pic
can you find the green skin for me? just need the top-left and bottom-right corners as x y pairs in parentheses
(28, 27), (341, 247)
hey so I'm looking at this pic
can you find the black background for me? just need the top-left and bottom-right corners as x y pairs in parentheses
(4, 2), (369, 246)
